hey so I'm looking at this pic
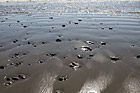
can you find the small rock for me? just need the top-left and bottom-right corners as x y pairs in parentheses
(109, 27), (113, 30)
(42, 42), (46, 44)
(14, 53), (19, 58)
(74, 22), (78, 25)
(49, 17), (53, 19)
(13, 39), (18, 43)
(136, 54), (140, 58)
(0, 66), (5, 69)
(23, 25), (27, 28)
(101, 42), (106, 45)
(57, 76), (68, 81)
(81, 46), (92, 51)
(78, 19), (82, 21)
(17, 21), (20, 23)
(62, 25), (65, 27)
(101, 27), (104, 30)
(86, 41), (94, 44)
(110, 56), (120, 61)
(4, 81), (13, 86)
(18, 74), (26, 79)
(77, 54), (83, 59)
(56, 39), (62, 42)
(4, 77), (12, 81)
(50, 53), (56, 57)
(69, 61), (81, 70)
(38, 60), (44, 64)
(12, 77), (19, 80)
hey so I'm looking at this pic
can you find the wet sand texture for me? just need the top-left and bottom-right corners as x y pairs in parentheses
(0, 1), (140, 93)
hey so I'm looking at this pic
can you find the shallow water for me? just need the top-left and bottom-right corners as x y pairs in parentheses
(0, 1), (140, 93)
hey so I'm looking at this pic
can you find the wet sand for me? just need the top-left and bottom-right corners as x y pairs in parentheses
(0, 1), (140, 93)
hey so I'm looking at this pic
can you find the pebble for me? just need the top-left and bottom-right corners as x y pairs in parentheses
(49, 17), (53, 19)
(23, 25), (27, 28)
(18, 74), (26, 79)
(136, 54), (140, 58)
(12, 77), (20, 80)
(14, 53), (19, 58)
(110, 56), (120, 61)
(109, 27), (113, 30)
(69, 61), (81, 70)
(62, 25), (65, 27)
(0, 66), (5, 69)
(101, 42), (106, 45)
(81, 46), (92, 51)
(57, 76), (68, 81)
(77, 54), (83, 59)
(86, 41), (94, 44)
(13, 39), (18, 43)
(56, 39), (62, 42)
(4, 77), (12, 81)
(4, 81), (13, 86)
(74, 22), (78, 25)
(38, 60), (44, 64)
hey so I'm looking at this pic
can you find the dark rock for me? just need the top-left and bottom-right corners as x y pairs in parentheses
(110, 56), (120, 61)
(81, 46), (92, 51)
(18, 74), (26, 79)
(69, 61), (81, 70)
(101, 42), (106, 45)
(12, 77), (19, 80)
(86, 41), (94, 44)
(58, 76), (68, 81)
(136, 54), (140, 58)
(0, 66), (5, 69)
(77, 54), (83, 59)
(62, 25), (65, 27)
(4, 81), (13, 86)
(56, 39), (62, 42)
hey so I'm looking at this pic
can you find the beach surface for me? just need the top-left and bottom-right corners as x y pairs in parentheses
(0, 1), (140, 93)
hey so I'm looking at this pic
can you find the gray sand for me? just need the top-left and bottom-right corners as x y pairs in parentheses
(0, 1), (140, 93)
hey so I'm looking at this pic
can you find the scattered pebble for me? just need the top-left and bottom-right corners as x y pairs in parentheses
(15, 62), (23, 67)
(38, 60), (44, 64)
(57, 75), (68, 81)
(13, 39), (18, 43)
(101, 42), (106, 45)
(89, 54), (94, 57)
(17, 21), (20, 23)
(101, 27), (104, 30)
(4, 81), (13, 86)
(74, 22), (78, 25)
(56, 39), (62, 42)
(62, 25), (65, 27)
(4, 77), (12, 81)
(50, 53), (56, 57)
(27, 41), (31, 44)
(23, 25), (27, 28)
(109, 27), (113, 30)
(86, 41), (94, 44)
(0, 66), (5, 69)
(110, 56), (120, 61)
(136, 54), (140, 58)
(14, 53), (19, 58)
(49, 17), (53, 19)
(42, 42), (46, 44)
(78, 19), (82, 21)
(12, 77), (20, 81)
(77, 54), (83, 59)
(81, 46), (92, 51)
(18, 74), (26, 79)
(69, 61), (81, 70)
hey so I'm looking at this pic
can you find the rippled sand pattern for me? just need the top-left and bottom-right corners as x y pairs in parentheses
(0, 1), (140, 93)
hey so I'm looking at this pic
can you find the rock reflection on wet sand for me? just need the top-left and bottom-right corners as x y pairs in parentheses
(0, 1), (140, 93)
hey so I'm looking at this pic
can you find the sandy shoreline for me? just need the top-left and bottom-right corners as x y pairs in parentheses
(0, 1), (140, 93)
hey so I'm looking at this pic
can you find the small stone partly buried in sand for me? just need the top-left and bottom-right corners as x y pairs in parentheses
(38, 60), (44, 64)
(56, 39), (62, 42)
(0, 66), (5, 69)
(42, 42), (46, 44)
(18, 74), (26, 79)
(74, 22), (78, 25)
(4, 81), (13, 86)
(13, 39), (18, 43)
(50, 53), (56, 57)
(86, 41), (94, 44)
(101, 27), (104, 30)
(62, 25), (65, 27)
(17, 21), (20, 23)
(89, 54), (94, 57)
(14, 53), (19, 58)
(57, 76), (68, 81)
(109, 27), (113, 30)
(49, 17), (53, 19)
(101, 42), (106, 45)
(4, 77), (12, 81)
(110, 56), (120, 61)
(77, 54), (83, 59)
(69, 61), (81, 70)
(23, 25), (27, 28)
(78, 19), (82, 21)
(27, 41), (31, 44)
(81, 46), (92, 51)
(12, 77), (19, 81)
(136, 54), (140, 58)
(15, 62), (23, 67)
